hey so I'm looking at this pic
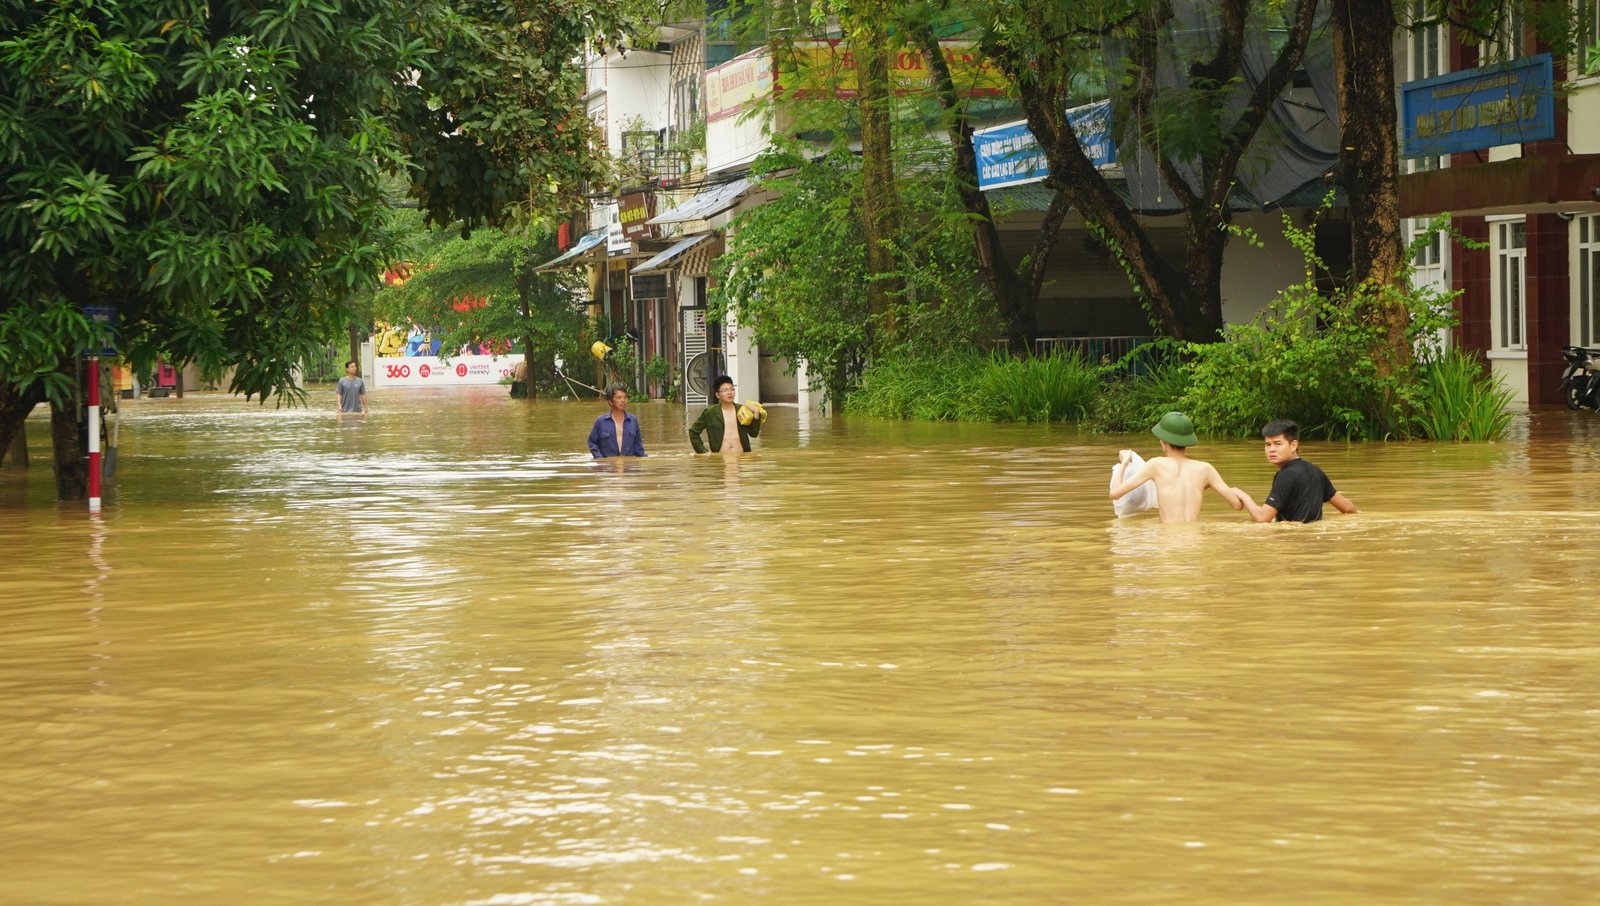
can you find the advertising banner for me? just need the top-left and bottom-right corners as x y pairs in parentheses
(372, 353), (524, 389)
(1401, 54), (1554, 158)
(973, 119), (1048, 190)
(972, 101), (1117, 191)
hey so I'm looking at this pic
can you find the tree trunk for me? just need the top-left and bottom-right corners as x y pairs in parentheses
(1, 381), (45, 468)
(1011, 73), (1226, 344)
(911, 23), (1043, 354)
(1181, 214), (1231, 340)
(854, 8), (903, 335)
(348, 322), (362, 373)
(49, 356), (87, 500)
(1330, 0), (1410, 373)
(521, 336), (540, 401)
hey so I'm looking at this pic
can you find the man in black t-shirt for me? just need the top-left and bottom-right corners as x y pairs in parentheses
(1232, 419), (1358, 523)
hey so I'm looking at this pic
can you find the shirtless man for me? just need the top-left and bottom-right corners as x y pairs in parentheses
(1108, 411), (1244, 523)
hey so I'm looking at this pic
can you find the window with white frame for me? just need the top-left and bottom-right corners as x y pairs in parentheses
(1405, 1), (1449, 172)
(1579, 0), (1600, 76)
(1408, 218), (1444, 268)
(1407, 216), (1453, 354)
(1488, 2), (1526, 61)
(1576, 214), (1600, 347)
(1493, 218), (1528, 352)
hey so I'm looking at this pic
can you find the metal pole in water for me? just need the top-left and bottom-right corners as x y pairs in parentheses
(87, 355), (101, 513)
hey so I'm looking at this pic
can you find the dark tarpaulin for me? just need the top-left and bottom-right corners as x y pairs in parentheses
(1101, 0), (1340, 213)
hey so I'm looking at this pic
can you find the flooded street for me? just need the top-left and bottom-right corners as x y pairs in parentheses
(4, 388), (1600, 904)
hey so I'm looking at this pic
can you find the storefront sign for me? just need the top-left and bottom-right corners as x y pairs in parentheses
(776, 39), (1009, 100)
(371, 353), (525, 389)
(1401, 54), (1554, 158)
(631, 273), (669, 299)
(706, 48), (773, 123)
(618, 191), (656, 241)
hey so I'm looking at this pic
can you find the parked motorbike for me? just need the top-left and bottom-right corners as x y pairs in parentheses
(1560, 345), (1600, 410)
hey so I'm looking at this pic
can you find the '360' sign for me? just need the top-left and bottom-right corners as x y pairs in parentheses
(384, 364), (410, 378)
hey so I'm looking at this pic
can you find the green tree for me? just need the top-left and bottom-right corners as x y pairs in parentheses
(712, 135), (995, 402)
(971, 0), (1322, 343)
(1341, 0), (1594, 383)
(907, 16), (1066, 353)
(0, 0), (648, 495)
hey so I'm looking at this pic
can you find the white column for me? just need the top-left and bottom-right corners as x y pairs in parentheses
(795, 357), (827, 417)
(723, 306), (760, 403)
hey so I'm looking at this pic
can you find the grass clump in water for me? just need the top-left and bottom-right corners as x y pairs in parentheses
(1414, 350), (1516, 441)
(846, 350), (1102, 423)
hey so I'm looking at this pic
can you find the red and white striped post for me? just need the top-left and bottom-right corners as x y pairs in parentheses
(87, 356), (101, 513)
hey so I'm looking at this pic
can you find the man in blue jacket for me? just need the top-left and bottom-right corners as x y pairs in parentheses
(587, 386), (646, 458)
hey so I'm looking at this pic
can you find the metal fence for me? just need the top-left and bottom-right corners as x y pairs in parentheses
(1033, 335), (1151, 363)
(993, 336), (1162, 376)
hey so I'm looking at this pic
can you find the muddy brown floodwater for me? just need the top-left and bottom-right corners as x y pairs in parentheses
(4, 388), (1599, 904)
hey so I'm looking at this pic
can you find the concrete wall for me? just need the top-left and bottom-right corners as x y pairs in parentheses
(1492, 356), (1531, 406)
(758, 354), (798, 403)
(604, 51), (672, 155)
(1006, 213), (1320, 338)
(707, 113), (770, 174)
(1569, 77), (1600, 155)
(1220, 210), (1320, 326)
(722, 306), (760, 402)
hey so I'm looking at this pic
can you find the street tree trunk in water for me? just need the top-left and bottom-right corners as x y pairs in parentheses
(853, 7), (903, 335)
(912, 22), (1059, 354)
(49, 356), (87, 500)
(1330, 0), (1411, 373)
(5, 421), (26, 468)
(0, 381), (44, 468)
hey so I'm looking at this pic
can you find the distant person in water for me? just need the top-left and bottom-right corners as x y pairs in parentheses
(689, 375), (764, 453)
(587, 386), (645, 458)
(1231, 419), (1358, 523)
(1109, 411), (1244, 523)
(335, 360), (367, 420)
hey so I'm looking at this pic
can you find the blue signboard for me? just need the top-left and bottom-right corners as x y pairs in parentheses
(1401, 54), (1555, 158)
(1067, 100), (1117, 170)
(974, 120), (1049, 190)
(82, 304), (117, 356)
(973, 100), (1118, 191)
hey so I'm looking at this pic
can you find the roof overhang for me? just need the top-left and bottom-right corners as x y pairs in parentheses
(533, 230), (606, 272)
(648, 177), (754, 225)
(631, 233), (714, 274)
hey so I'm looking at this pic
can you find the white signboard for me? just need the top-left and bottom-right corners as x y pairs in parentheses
(372, 353), (523, 389)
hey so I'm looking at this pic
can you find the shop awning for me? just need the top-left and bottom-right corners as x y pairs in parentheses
(533, 230), (606, 271)
(647, 177), (753, 225)
(631, 234), (714, 274)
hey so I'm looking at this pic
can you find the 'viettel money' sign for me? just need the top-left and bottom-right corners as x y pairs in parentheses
(1401, 54), (1554, 158)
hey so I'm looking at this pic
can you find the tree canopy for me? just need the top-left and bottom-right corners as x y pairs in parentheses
(0, 0), (645, 411)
